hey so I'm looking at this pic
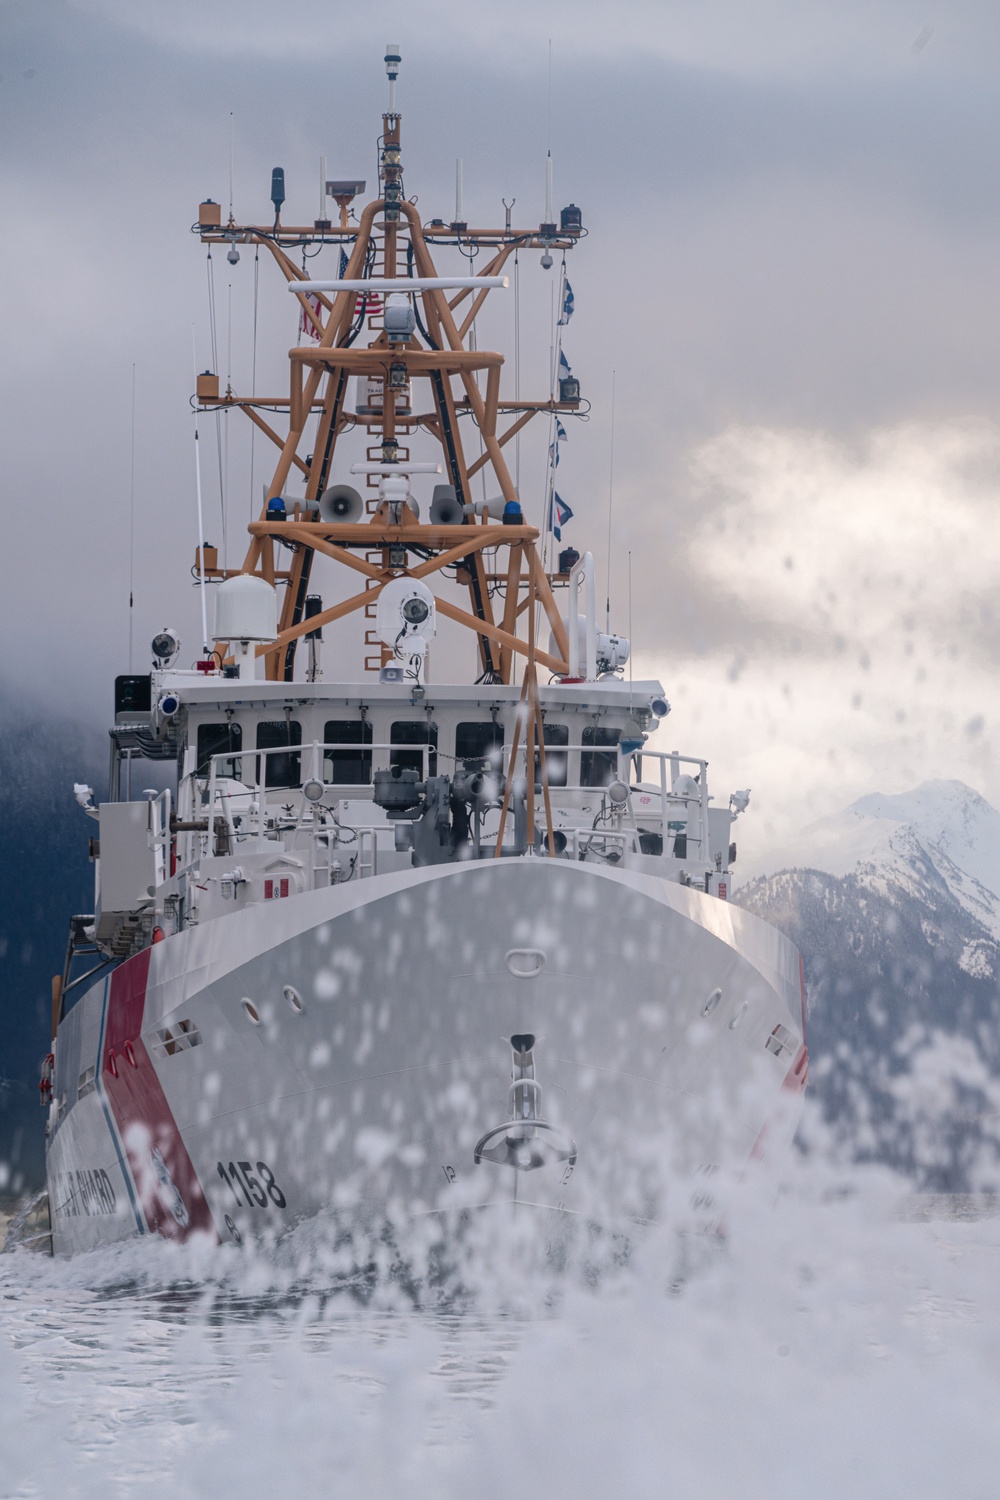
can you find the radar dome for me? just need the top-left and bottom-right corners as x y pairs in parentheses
(213, 574), (278, 642)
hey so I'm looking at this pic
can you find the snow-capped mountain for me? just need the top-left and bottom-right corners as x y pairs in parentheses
(737, 780), (1000, 1188)
(758, 780), (1000, 959)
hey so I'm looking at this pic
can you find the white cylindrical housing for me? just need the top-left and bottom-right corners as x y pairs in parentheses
(288, 277), (508, 294)
(350, 461), (441, 476)
(567, 552), (597, 679)
(213, 574), (278, 642)
(456, 158), (464, 221)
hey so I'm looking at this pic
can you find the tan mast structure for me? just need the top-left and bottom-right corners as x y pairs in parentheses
(195, 104), (583, 687)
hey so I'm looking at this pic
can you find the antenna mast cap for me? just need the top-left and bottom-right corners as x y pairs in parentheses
(384, 43), (401, 113)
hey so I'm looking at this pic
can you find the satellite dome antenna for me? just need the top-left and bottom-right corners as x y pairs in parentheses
(385, 43), (401, 112)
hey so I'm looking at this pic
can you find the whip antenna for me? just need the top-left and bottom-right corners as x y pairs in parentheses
(128, 363), (136, 672)
(192, 328), (210, 655)
(606, 369), (616, 631)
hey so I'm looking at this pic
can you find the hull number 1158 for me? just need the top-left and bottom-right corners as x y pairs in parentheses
(217, 1160), (286, 1209)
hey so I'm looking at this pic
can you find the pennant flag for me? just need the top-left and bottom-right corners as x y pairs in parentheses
(557, 279), (575, 326)
(548, 417), (568, 470)
(559, 350), (572, 376)
(551, 491), (574, 541)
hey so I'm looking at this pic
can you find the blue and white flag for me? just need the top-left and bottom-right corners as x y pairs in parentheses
(339, 248), (349, 276)
(548, 419), (567, 470)
(559, 349), (572, 377)
(551, 491), (573, 541)
(557, 279), (574, 326)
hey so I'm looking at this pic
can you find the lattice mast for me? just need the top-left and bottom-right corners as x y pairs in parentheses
(193, 46), (583, 686)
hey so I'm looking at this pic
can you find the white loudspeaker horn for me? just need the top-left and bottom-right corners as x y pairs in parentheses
(429, 484), (465, 525)
(319, 484), (365, 523)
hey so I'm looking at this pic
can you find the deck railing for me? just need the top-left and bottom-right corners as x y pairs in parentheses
(175, 741), (716, 874)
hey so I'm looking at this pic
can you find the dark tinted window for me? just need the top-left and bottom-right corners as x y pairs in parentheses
(536, 722), (569, 788)
(390, 721), (438, 777)
(323, 720), (372, 784)
(581, 725), (620, 788)
(256, 720), (302, 788)
(197, 722), (243, 778)
(455, 721), (503, 766)
(115, 674), (152, 716)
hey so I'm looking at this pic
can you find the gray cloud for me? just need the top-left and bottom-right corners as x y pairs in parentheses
(3, 0), (1000, 841)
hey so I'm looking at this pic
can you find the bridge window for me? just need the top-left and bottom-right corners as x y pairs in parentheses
(581, 725), (620, 788)
(455, 721), (503, 767)
(390, 721), (438, 777)
(197, 722), (243, 779)
(256, 720), (302, 789)
(536, 723), (569, 787)
(323, 720), (373, 785)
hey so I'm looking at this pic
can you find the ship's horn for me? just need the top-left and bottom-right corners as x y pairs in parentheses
(429, 484), (464, 526)
(319, 484), (365, 523)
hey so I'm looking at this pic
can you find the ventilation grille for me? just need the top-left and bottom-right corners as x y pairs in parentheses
(149, 1019), (203, 1059)
(765, 1023), (795, 1058)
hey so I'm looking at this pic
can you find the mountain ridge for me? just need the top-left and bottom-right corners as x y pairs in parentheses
(736, 777), (1000, 1188)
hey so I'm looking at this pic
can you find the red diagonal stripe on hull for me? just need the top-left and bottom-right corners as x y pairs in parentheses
(102, 948), (217, 1242)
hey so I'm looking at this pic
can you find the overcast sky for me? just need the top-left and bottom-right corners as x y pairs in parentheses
(3, 0), (1000, 863)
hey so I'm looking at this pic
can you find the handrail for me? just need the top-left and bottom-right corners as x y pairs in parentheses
(202, 740), (434, 856)
(175, 740), (718, 876)
(147, 788), (172, 886)
(619, 748), (710, 856)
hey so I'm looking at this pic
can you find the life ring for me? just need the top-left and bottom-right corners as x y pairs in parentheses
(38, 1053), (54, 1103)
(123, 1040), (138, 1069)
(106, 1050), (119, 1079)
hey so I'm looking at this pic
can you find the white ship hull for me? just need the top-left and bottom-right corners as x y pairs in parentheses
(46, 860), (806, 1256)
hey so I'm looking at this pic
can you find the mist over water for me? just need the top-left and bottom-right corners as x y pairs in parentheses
(4, 1125), (1000, 1500)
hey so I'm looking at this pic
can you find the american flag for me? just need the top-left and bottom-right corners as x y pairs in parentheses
(299, 292), (323, 342)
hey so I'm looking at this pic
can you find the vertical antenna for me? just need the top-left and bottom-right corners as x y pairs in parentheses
(513, 252), (521, 489)
(192, 328), (210, 655)
(249, 244), (259, 522)
(628, 550), (633, 713)
(319, 155), (327, 220)
(128, 363), (136, 672)
(228, 112), (234, 219)
(606, 370), (617, 630)
(222, 279), (231, 568)
(385, 42), (401, 113)
(455, 158), (464, 223)
(545, 40), (554, 225)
